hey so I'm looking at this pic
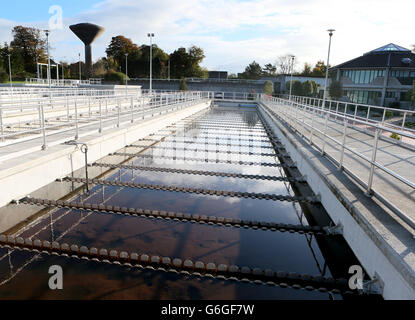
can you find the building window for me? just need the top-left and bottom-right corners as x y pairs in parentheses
(342, 69), (386, 84)
(390, 69), (415, 85)
(346, 90), (381, 104)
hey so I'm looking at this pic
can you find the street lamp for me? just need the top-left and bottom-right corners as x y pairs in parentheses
(125, 53), (129, 96)
(78, 53), (82, 81)
(289, 55), (295, 100)
(147, 33), (154, 93)
(44, 30), (51, 88)
(322, 29), (335, 107)
(168, 57), (170, 81)
(7, 54), (12, 89)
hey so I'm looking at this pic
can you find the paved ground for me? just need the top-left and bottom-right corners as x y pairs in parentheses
(263, 100), (415, 226)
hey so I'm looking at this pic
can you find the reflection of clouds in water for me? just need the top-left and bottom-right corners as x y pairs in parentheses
(222, 197), (241, 205)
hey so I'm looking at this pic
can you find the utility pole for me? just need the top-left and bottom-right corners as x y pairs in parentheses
(168, 58), (170, 81)
(125, 53), (129, 96)
(7, 54), (12, 89)
(147, 33), (154, 93)
(323, 29), (335, 106)
(289, 55), (295, 100)
(44, 30), (51, 88)
(79, 53), (82, 81)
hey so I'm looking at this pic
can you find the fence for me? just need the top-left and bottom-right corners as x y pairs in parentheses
(0, 89), (210, 151)
(260, 95), (415, 230)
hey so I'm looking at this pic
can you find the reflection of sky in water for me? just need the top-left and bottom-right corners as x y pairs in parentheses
(0, 107), (356, 300)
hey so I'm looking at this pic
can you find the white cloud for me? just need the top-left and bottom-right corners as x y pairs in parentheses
(0, 0), (413, 73)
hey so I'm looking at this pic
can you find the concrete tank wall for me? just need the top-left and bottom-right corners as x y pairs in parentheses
(130, 79), (265, 93)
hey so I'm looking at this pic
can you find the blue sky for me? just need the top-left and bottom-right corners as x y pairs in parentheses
(1, 1), (102, 22)
(0, 0), (413, 73)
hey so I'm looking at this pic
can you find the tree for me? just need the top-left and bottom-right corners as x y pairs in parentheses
(240, 61), (262, 79)
(262, 63), (276, 76)
(106, 35), (140, 70)
(276, 55), (295, 74)
(410, 80), (415, 105)
(302, 80), (314, 96)
(10, 26), (47, 74)
(286, 80), (304, 96)
(92, 58), (107, 77)
(329, 80), (343, 100)
(0, 44), (25, 77)
(169, 46), (205, 78)
(301, 63), (312, 76)
(179, 77), (188, 90)
(264, 80), (273, 95)
(312, 60), (329, 77)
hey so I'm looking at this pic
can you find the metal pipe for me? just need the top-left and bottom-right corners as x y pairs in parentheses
(366, 127), (380, 196)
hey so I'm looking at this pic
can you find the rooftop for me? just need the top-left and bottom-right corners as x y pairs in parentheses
(334, 43), (415, 69)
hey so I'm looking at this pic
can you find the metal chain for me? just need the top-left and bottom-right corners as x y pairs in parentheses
(0, 235), (360, 295)
(18, 197), (327, 235)
(157, 130), (268, 138)
(90, 162), (305, 182)
(110, 152), (295, 168)
(60, 177), (319, 203)
(137, 138), (275, 146)
(124, 144), (282, 158)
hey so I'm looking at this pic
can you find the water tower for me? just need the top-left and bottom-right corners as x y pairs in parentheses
(69, 23), (105, 79)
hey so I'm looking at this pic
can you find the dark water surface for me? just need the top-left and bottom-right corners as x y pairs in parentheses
(0, 107), (367, 300)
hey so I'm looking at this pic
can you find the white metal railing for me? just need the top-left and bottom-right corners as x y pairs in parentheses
(25, 78), (94, 87)
(0, 89), (210, 151)
(260, 95), (415, 230)
(209, 91), (260, 101)
(285, 94), (415, 139)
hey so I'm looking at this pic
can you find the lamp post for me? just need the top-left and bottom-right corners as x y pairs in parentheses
(7, 54), (12, 89)
(44, 30), (51, 88)
(125, 53), (129, 96)
(79, 53), (82, 81)
(289, 55), (295, 101)
(168, 58), (170, 81)
(322, 29), (335, 107)
(147, 33), (154, 93)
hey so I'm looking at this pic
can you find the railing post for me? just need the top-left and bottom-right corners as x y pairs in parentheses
(400, 111), (407, 141)
(0, 108), (4, 142)
(40, 101), (47, 150)
(66, 95), (69, 122)
(131, 97), (134, 123)
(99, 99), (102, 133)
(88, 96), (91, 118)
(366, 126), (380, 196)
(74, 98), (79, 140)
(321, 112), (330, 156)
(339, 117), (348, 170)
(117, 99), (120, 127)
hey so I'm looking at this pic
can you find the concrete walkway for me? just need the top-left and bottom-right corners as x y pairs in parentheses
(262, 100), (415, 227)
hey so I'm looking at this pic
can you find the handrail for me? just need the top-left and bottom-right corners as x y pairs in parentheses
(260, 95), (415, 231)
(0, 90), (211, 150)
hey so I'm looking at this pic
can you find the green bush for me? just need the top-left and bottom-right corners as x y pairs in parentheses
(390, 133), (400, 140)
(14, 71), (35, 81)
(388, 101), (400, 109)
(0, 69), (8, 83)
(385, 110), (393, 118)
(104, 71), (128, 85)
(179, 78), (188, 91)
(264, 80), (273, 95)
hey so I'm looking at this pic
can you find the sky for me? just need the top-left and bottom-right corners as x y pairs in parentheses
(0, 0), (413, 74)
